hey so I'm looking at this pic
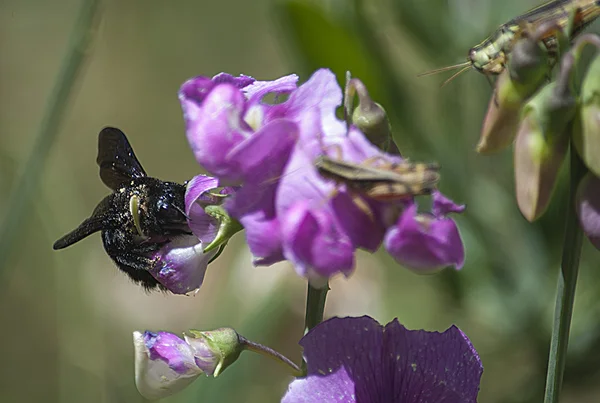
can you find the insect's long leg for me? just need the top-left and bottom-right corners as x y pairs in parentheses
(314, 139), (376, 220)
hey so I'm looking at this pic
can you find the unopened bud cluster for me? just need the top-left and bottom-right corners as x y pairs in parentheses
(478, 26), (600, 247)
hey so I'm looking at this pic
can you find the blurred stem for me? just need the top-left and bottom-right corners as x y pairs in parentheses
(543, 144), (587, 403)
(352, 0), (423, 153)
(240, 336), (303, 377)
(0, 0), (101, 277)
(301, 281), (329, 374)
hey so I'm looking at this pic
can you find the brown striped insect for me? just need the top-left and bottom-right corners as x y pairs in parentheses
(314, 155), (440, 201)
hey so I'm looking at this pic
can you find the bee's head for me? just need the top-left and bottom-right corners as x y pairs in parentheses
(129, 179), (190, 237)
(151, 181), (188, 230)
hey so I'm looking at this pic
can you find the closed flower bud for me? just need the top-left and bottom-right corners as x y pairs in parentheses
(514, 81), (575, 221)
(133, 328), (243, 400)
(133, 331), (206, 400)
(477, 26), (552, 154)
(345, 76), (393, 151)
(574, 54), (600, 177)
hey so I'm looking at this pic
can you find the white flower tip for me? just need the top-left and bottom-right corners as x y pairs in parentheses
(132, 331), (202, 400)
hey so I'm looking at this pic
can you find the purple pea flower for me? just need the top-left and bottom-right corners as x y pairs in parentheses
(133, 328), (242, 400)
(385, 192), (466, 272)
(133, 331), (214, 400)
(282, 316), (483, 403)
(143, 175), (225, 295)
(180, 72), (300, 185)
(180, 69), (465, 280)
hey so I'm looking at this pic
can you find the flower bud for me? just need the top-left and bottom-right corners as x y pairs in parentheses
(576, 172), (600, 250)
(514, 81), (575, 221)
(133, 328), (243, 400)
(477, 26), (552, 154)
(133, 331), (206, 400)
(344, 75), (393, 152)
(574, 54), (600, 177)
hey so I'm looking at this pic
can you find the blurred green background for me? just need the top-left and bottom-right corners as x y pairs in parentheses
(2, 0), (600, 402)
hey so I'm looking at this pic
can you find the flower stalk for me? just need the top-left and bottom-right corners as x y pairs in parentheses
(543, 144), (587, 403)
(239, 336), (303, 377)
(301, 282), (329, 373)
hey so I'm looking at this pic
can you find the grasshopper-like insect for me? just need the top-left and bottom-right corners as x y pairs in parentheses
(314, 155), (440, 201)
(419, 0), (600, 86)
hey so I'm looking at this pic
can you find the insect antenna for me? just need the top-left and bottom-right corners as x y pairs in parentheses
(417, 61), (472, 77)
(440, 64), (473, 87)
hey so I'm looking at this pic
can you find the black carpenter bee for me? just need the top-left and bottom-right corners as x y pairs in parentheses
(53, 127), (192, 291)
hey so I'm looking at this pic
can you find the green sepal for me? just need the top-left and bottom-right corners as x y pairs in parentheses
(187, 328), (243, 377)
(202, 205), (243, 253)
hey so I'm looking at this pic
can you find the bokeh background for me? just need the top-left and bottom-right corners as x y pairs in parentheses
(2, 0), (600, 402)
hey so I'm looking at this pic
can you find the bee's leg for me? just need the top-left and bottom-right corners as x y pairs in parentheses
(101, 230), (165, 290)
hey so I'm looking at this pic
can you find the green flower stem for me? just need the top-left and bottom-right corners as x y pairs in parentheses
(301, 281), (329, 374)
(239, 336), (303, 377)
(0, 0), (101, 276)
(543, 144), (587, 403)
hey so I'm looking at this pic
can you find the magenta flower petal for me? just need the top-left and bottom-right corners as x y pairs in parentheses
(243, 74), (299, 104)
(181, 83), (250, 182)
(225, 181), (285, 264)
(281, 201), (354, 277)
(184, 175), (221, 243)
(329, 192), (385, 252)
(179, 74), (255, 107)
(133, 331), (204, 400)
(212, 72), (255, 88)
(270, 68), (347, 142)
(148, 235), (217, 295)
(241, 212), (284, 265)
(577, 173), (600, 249)
(283, 366), (355, 403)
(384, 205), (465, 272)
(143, 331), (198, 374)
(343, 125), (402, 162)
(227, 119), (299, 184)
(283, 316), (482, 403)
(185, 175), (220, 210)
(432, 191), (466, 216)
